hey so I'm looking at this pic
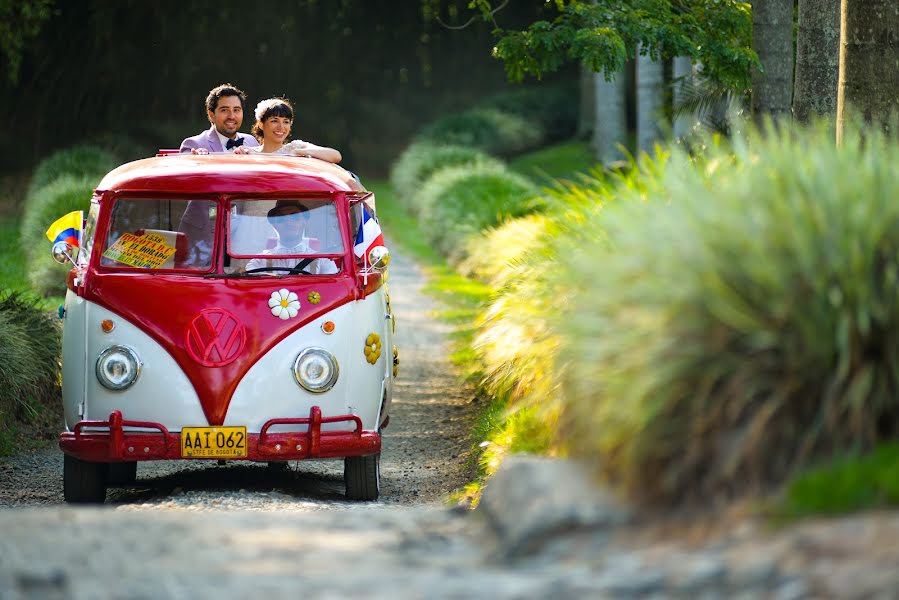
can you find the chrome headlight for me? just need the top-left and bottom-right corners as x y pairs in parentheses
(293, 348), (339, 393)
(96, 346), (141, 390)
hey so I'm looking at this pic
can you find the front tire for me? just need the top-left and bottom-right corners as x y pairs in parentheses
(63, 454), (108, 503)
(344, 452), (380, 501)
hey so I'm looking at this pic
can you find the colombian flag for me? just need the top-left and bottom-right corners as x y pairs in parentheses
(45, 211), (83, 247)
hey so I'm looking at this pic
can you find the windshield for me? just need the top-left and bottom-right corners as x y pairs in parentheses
(97, 197), (346, 275)
(100, 198), (216, 271)
(225, 198), (344, 275)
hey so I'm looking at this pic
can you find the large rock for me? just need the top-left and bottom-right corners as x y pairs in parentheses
(478, 455), (632, 558)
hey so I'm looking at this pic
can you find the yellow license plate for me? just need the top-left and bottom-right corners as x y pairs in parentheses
(181, 426), (247, 458)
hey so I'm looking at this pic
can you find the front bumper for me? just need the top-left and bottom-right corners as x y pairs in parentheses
(59, 407), (380, 462)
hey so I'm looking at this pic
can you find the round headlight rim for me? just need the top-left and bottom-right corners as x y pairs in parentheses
(95, 345), (141, 391)
(293, 347), (339, 394)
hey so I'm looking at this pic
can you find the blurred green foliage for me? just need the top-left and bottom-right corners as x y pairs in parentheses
(417, 108), (544, 157)
(21, 174), (96, 297)
(391, 94), (899, 511)
(416, 162), (542, 261)
(467, 0), (756, 90)
(0, 215), (26, 292)
(474, 82), (579, 143)
(2, 2), (575, 176)
(508, 140), (595, 184)
(27, 145), (117, 197)
(389, 143), (504, 215)
(0, 0), (53, 83)
(557, 123), (899, 504)
(19, 144), (120, 297)
(780, 443), (899, 517)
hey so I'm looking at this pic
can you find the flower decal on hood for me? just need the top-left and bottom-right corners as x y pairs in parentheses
(268, 289), (300, 320)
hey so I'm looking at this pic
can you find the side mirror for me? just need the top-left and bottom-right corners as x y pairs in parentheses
(51, 241), (77, 266)
(367, 246), (390, 271)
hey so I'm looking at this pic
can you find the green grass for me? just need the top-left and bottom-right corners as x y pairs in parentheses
(0, 211), (65, 308)
(0, 215), (28, 292)
(508, 140), (597, 185)
(777, 443), (899, 519)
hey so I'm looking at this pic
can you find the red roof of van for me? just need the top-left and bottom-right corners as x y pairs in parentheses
(96, 154), (366, 195)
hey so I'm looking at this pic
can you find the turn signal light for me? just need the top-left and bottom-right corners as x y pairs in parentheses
(321, 321), (335, 334)
(101, 319), (115, 333)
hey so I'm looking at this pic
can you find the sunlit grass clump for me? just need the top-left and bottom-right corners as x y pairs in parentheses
(27, 144), (117, 197)
(416, 162), (542, 261)
(389, 143), (503, 214)
(457, 214), (550, 287)
(417, 108), (543, 157)
(21, 175), (96, 297)
(557, 124), (899, 504)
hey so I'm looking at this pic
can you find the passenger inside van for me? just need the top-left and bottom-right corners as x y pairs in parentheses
(244, 200), (338, 275)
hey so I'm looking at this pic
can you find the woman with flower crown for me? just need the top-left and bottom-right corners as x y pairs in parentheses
(232, 97), (342, 163)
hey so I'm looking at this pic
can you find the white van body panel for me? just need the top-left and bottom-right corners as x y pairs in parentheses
(64, 300), (208, 430)
(226, 291), (391, 432)
(61, 288), (88, 427)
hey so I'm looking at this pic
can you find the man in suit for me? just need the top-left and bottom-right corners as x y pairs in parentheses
(179, 83), (260, 153)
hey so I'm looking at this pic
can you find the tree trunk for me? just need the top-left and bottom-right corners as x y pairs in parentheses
(751, 0), (794, 121)
(592, 70), (627, 165)
(636, 50), (664, 153)
(793, 0), (840, 124)
(578, 64), (595, 139)
(672, 56), (695, 139)
(836, 0), (899, 142)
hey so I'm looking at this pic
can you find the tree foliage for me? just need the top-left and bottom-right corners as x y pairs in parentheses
(0, 0), (53, 83)
(460, 0), (756, 90)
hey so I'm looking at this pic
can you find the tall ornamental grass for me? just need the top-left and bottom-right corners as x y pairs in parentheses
(556, 125), (899, 504)
(416, 163), (542, 261)
(389, 143), (503, 214)
(21, 175), (96, 297)
(458, 159), (664, 483)
(471, 216), (561, 407)
(0, 292), (61, 454)
(458, 214), (550, 287)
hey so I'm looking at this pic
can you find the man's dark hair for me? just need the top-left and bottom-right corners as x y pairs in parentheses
(205, 83), (247, 114)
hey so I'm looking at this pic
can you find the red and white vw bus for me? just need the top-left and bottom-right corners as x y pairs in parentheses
(50, 153), (396, 503)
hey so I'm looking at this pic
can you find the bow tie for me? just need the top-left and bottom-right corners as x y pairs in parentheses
(226, 137), (244, 150)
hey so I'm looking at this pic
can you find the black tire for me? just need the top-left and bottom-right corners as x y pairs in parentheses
(107, 461), (138, 485)
(344, 452), (380, 501)
(63, 454), (108, 503)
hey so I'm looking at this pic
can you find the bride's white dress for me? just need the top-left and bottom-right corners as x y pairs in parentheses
(246, 140), (311, 156)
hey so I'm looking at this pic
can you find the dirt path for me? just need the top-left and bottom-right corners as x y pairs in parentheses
(0, 248), (480, 509)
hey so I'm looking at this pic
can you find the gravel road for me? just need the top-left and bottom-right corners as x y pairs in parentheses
(3, 248), (899, 600)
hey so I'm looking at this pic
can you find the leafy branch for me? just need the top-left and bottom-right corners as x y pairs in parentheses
(461, 0), (757, 91)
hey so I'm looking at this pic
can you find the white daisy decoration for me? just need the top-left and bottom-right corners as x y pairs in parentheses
(268, 288), (300, 320)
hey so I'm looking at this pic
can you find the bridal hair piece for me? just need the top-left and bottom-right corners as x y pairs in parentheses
(254, 98), (292, 122)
